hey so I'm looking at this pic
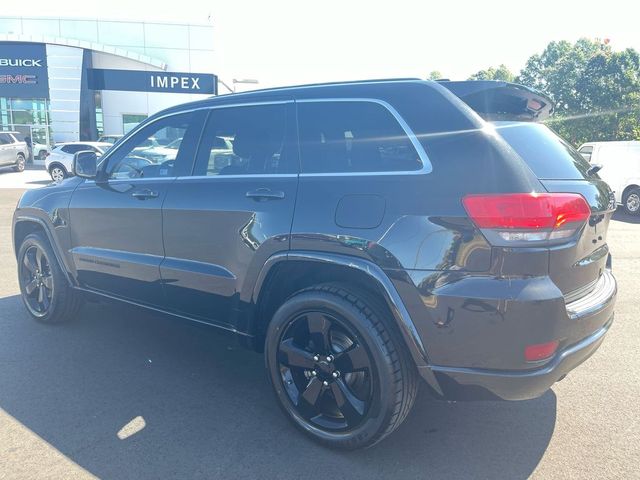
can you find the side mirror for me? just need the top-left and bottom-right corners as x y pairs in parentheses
(73, 151), (98, 179)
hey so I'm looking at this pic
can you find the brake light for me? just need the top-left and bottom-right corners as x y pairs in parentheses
(525, 340), (559, 362)
(462, 193), (591, 245)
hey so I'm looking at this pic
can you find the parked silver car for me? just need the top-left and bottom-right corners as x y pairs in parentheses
(0, 132), (28, 172)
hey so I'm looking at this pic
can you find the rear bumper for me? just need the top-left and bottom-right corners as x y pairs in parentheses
(416, 269), (616, 401)
(421, 316), (612, 400)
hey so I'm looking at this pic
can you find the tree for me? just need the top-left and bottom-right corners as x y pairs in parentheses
(516, 39), (640, 144)
(467, 64), (515, 82)
(427, 70), (444, 80)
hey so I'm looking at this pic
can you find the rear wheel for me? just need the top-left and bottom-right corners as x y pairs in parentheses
(265, 283), (418, 449)
(623, 187), (640, 216)
(13, 153), (25, 172)
(17, 233), (82, 323)
(50, 165), (67, 182)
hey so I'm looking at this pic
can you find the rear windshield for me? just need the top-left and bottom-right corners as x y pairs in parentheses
(494, 122), (591, 180)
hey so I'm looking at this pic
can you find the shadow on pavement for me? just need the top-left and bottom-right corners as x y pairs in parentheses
(612, 209), (640, 224)
(0, 294), (556, 479)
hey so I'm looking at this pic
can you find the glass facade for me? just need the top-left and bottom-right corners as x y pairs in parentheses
(0, 97), (52, 146)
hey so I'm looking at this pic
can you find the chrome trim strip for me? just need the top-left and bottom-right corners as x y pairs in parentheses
(565, 269), (617, 320)
(175, 174), (298, 180)
(296, 97), (433, 176)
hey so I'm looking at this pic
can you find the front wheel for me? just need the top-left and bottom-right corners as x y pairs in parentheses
(50, 165), (67, 182)
(13, 154), (25, 172)
(17, 232), (82, 323)
(265, 284), (418, 450)
(623, 187), (640, 216)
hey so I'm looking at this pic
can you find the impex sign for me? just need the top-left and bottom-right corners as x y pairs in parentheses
(87, 68), (217, 95)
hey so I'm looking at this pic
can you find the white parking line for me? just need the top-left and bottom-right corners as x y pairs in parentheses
(0, 168), (52, 190)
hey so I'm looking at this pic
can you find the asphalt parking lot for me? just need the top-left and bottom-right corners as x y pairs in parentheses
(0, 181), (638, 479)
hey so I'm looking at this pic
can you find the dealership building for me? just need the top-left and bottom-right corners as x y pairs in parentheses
(0, 16), (217, 157)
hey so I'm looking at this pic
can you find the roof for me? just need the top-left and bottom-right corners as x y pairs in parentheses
(55, 141), (112, 147)
(158, 78), (440, 117)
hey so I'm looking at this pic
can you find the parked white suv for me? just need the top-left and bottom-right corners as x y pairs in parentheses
(578, 141), (640, 215)
(46, 142), (111, 181)
(0, 132), (28, 172)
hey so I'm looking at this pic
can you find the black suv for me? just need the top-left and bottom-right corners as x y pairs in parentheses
(13, 79), (617, 449)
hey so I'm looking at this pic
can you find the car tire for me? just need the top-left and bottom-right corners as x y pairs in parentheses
(17, 232), (83, 323)
(49, 165), (67, 182)
(623, 187), (640, 216)
(265, 283), (418, 450)
(13, 153), (25, 172)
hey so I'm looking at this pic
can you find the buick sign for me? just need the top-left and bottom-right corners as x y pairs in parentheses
(0, 58), (43, 67)
(0, 42), (49, 98)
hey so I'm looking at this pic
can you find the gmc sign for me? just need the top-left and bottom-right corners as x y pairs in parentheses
(0, 74), (37, 84)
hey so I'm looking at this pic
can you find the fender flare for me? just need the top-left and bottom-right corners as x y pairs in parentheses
(13, 214), (74, 286)
(252, 250), (442, 394)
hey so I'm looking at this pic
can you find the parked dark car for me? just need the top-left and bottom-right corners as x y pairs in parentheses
(12, 79), (617, 450)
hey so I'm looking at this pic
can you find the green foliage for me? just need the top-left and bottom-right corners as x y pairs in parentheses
(467, 64), (515, 82)
(516, 39), (640, 145)
(427, 70), (444, 80)
(461, 39), (640, 145)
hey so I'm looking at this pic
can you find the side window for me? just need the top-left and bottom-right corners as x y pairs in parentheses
(61, 145), (85, 155)
(0, 134), (11, 145)
(193, 103), (292, 176)
(105, 112), (195, 180)
(579, 146), (593, 162)
(297, 101), (422, 174)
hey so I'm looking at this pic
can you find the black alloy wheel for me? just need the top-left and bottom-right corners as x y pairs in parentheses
(20, 244), (54, 317)
(266, 284), (418, 450)
(277, 310), (373, 431)
(17, 232), (82, 323)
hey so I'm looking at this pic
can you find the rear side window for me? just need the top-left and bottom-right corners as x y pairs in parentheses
(0, 133), (11, 145)
(495, 123), (592, 180)
(61, 144), (87, 154)
(578, 145), (593, 161)
(297, 101), (422, 174)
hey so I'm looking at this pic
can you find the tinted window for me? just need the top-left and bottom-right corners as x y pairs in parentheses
(106, 112), (196, 180)
(61, 144), (87, 154)
(193, 104), (291, 176)
(0, 134), (11, 145)
(298, 101), (421, 174)
(578, 145), (593, 161)
(495, 123), (591, 180)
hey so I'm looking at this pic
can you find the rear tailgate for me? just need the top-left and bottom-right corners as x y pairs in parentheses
(495, 122), (615, 298)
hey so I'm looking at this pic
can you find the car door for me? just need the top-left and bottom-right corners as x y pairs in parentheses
(160, 100), (298, 327)
(68, 110), (205, 305)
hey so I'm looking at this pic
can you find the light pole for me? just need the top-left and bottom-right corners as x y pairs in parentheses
(232, 78), (259, 92)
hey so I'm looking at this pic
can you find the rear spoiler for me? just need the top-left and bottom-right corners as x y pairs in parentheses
(438, 80), (554, 122)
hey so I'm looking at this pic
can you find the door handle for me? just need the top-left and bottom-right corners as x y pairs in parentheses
(245, 188), (285, 201)
(131, 189), (159, 200)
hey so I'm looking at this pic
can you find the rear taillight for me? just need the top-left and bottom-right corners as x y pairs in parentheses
(462, 193), (591, 245)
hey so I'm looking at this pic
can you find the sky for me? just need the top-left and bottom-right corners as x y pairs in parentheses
(3, 0), (640, 90)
